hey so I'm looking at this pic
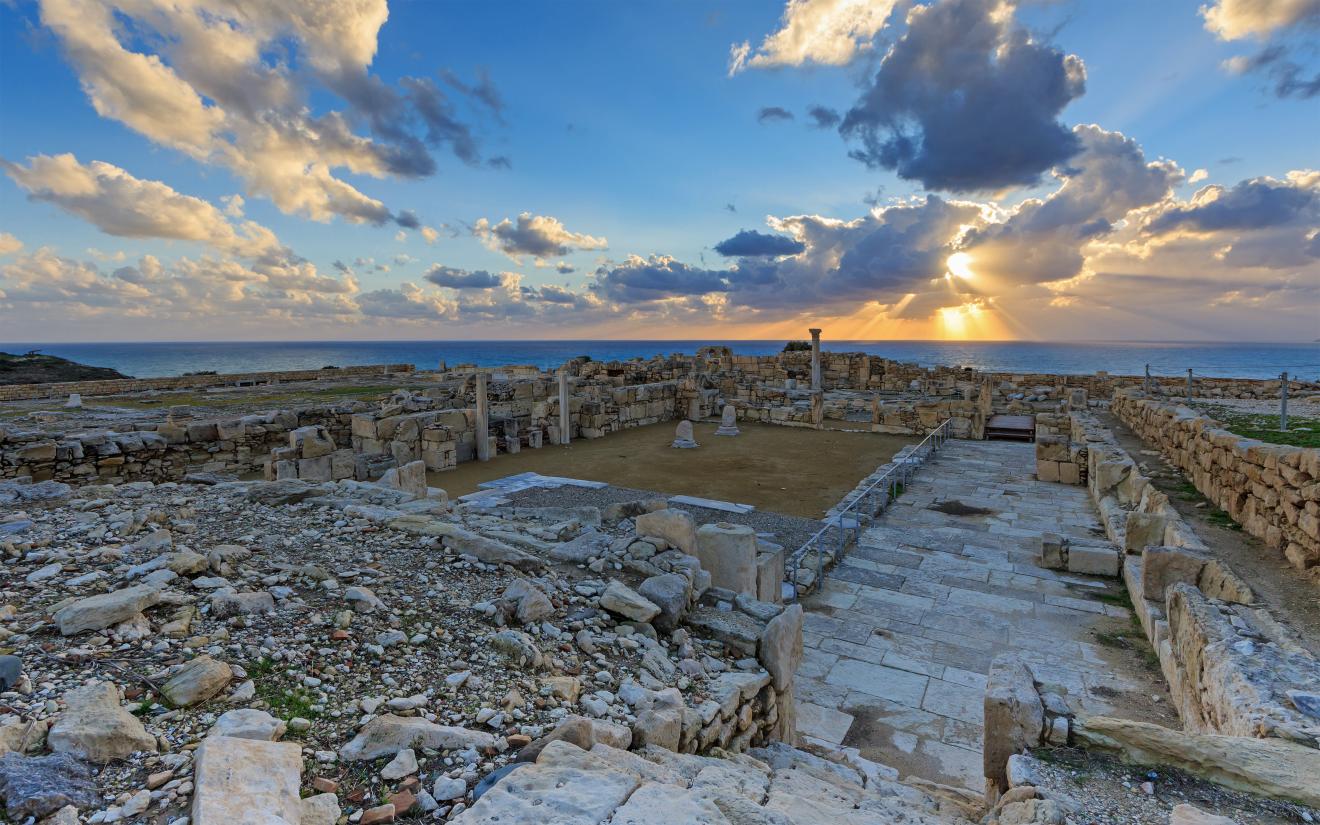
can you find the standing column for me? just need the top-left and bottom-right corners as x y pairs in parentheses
(475, 371), (490, 461)
(809, 328), (822, 391)
(558, 368), (571, 445)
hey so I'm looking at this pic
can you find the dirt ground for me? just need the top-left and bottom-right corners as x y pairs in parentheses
(1100, 410), (1320, 655)
(430, 420), (915, 519)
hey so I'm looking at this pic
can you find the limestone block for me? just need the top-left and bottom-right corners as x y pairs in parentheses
(1073, 716), (1320, 807)
(1059, 461), (1081, 485)
(637, 573), (689, 633)
(339, 715), (496, 760)
(599, 580), (660, 623)
(289, 425), (335, 459)
(297, 455), (332, 482)
(983, 656), (1043, 793)
(209, 709), (286, 741)
(1035, 435), (1069, 462)
(378, 459), (427, 498)
(758, 604), (803, 692)
(1039, 533), (1066, 569)
(162, 656), (233, 707)
(1125, 512), (1170, 553)
(192, 736), (303, 825)
(695, 522), (758, 596)
(48, 682), (157, 763)
(1036, 460), (1060, 483)
(54, 584), (161, 636)
(755, 545), (785, 604)
(635, 509), (697, 555)
(1141, 546), (1207, 601)
(1066, 545), (1120, 577)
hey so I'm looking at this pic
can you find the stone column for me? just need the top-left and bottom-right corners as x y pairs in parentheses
(558, 368), (571, 445)
(475, 372), (490, 461)
(809, 328), (822, 391)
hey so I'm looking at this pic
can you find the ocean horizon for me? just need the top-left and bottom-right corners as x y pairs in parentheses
(3, 340), (1317, 382)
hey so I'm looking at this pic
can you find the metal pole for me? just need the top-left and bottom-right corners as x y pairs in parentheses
(1186, 368), (1193, 405)
(1144, 364), (1150, 395)
(1280, 371), (1289, 432)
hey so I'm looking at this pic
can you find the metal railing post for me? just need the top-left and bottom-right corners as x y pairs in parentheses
(1281, 371), (1289, 432)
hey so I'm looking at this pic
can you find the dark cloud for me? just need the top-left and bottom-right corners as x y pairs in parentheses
(806, 105), (841, 129)
(725, 203), (737, 213)
(487, 156), (512, 170)
(474, 213), (607, 262)
(1146, 177), (1318, 234)
(394, 210), (421, 229)
(593, 256), (730, 302)
(1219, 156), (1244, 165)
(399, 76), (482, 166)
(840, 0), (1085, 192)
(757, 106), (794, 124)
(555, 261), (576, 274)
(440, 68), (506, 119)
(713, 229), (806, 257)
(423, 265), (503, 289)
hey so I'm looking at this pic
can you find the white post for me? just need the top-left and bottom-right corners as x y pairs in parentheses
(475, 371), (490, 461)
(558, 368), (571, 445)
(809, 328), (822, 391)
(1280, 371), (1289, 432)
(1144, 364), (1151, 395)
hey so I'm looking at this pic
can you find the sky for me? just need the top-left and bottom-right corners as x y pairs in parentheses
(0, 0), (1317, 342)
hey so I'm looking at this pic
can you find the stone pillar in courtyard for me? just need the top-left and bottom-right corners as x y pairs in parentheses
(475, 371), (491, 461)
(715, 402), (740, 436)
(809, 328), (822, 391)
(558, 368), (571, 445)
(811, 390), (824, 430)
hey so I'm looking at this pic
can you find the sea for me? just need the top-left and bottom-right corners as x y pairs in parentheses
(2, 340), (1317, 381)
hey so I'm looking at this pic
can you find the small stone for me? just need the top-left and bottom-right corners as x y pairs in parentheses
(432, 776), (465, 802)
(359, 802), (395, 824)
(379, 748), (417, 780)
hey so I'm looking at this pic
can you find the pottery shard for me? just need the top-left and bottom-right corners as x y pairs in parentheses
(1074, 716), (1320, 808)
(982, 656), (1044, 793)
(54, 585), (161, 635)
(48, 681), (157, 763)
(162, 656), (233, 707)
(192, 735), (303, 825)
(339, 715), (496, 761)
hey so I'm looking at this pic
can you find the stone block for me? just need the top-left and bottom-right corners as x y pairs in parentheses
(1124, 511), (1170, 553)
(1036, 460), (1060, 483)
(297, 455), (332, 482)
(695, 522), (758, 596)
(755, 546), (785, 604)
(192, 736), (303, 825)
(1141, 546), (1207, 602)
(635, 509), (696, 555)
(1039, 533), (1066, 569)
(983, 655), (1043, 793)
(1066, 545), (1120, 577)
(1059, 461), (1081, 485)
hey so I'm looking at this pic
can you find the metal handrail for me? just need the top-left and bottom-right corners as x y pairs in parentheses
(788, 418), (952, 592)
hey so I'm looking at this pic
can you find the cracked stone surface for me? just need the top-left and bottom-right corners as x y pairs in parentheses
(795, 439), (1140, 792)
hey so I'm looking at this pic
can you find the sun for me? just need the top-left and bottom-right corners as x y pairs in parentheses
(946, 252), (975, 280)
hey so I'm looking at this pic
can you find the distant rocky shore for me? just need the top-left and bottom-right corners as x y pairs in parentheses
(0, 352), (129, 385)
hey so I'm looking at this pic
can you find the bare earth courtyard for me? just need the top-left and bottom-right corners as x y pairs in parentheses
(428, 420), (915, 519)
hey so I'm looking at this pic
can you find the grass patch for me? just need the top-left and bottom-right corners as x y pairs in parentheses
(1091, 615), (1162, 673)
(1205, 509), (1243, 531)
(1194, 404), (1320, 449)
(245, 657), (322, 720)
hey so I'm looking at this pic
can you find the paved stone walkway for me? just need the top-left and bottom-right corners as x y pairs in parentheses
(795, 439), (1136, 792)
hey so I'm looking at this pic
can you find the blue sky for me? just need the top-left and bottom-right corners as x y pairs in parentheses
(0, 0), (1317, 341)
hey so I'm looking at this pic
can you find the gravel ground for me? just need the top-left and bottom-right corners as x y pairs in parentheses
(1028, 748), (1317, 824)
(505, 483), (827, 556)
(0, 476), (754, 823)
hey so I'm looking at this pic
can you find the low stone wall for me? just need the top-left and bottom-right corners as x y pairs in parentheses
(0, 363), (414, 401)
(1113, 390), (1320, 578)
(0, 405), (365, 483)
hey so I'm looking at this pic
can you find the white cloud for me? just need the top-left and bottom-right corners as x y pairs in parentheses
(2, 153), (286, 260)
(0, 233), (22, 256)
(1201, 0), (1320, 39)
(34, 0), (482, 227)
(473, 212), (607, 263)
(728, 0), (899, 75)
(1189, 168), (1209, 184)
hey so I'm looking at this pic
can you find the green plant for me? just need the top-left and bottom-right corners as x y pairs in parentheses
(783, 341), (812, 352)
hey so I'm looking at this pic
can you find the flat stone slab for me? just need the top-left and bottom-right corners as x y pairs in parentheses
(668, 495), (755, 514)
(796, 439), (1144, 793)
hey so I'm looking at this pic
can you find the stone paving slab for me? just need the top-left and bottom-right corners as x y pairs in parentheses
(795, 439), (1137, 793)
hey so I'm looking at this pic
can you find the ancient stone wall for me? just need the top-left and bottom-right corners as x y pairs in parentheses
(0, 405), (363, 483)
(0, 363), (414, 401)
(1112, 390), (1320, 577)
